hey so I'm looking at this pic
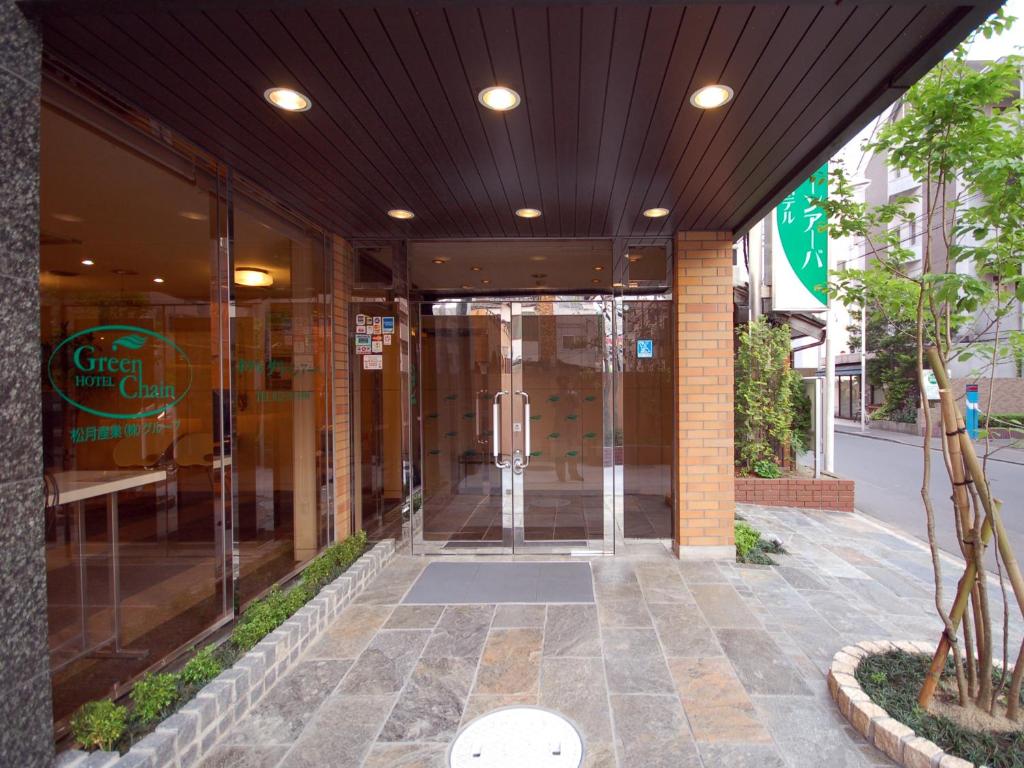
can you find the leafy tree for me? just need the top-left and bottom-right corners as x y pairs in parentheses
(819, 10), (1024, 719)
(840, 271), (922, 422)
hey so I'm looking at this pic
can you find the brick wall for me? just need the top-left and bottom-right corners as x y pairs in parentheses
(736, 477), (855, 512)
(331, 237), (353, 540)
(673, 231), (736, 558)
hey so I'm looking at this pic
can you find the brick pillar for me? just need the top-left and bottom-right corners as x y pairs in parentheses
(673, 231), (736, 559)
(331, 236), (353, 540)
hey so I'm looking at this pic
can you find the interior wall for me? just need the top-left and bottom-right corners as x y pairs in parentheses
(0, 1), (53, 763)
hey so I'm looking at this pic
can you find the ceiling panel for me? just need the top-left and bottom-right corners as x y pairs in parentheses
(35, 1), (999, 239)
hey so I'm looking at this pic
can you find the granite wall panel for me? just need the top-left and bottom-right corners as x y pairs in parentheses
(0, 1), (53, 764)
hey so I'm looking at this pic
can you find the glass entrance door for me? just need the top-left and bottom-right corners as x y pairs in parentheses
(413, 299), (613, 554)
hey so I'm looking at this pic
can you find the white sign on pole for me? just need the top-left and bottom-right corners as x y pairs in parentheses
(771, 163), (829, 312)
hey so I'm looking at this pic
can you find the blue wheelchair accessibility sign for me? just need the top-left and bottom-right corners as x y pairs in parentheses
(637, 339), (654, 359)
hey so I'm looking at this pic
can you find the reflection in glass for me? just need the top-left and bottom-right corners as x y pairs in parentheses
(232, 203), (331, 603)
(419, 305), (504, 543)
(39, 103), (227, 722)
(520, 303), (606, 542)
(622, 300), (673, 538)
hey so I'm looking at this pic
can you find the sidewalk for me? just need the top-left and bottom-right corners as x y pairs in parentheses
(835, 419), (1024, 466)
(194, 505), (1022, 768)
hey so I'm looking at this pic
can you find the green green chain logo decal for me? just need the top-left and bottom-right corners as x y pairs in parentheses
(47, 324), (192, 420)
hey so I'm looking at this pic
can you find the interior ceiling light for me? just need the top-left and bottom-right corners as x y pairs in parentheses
(153, 277), (165, 284)
(591, 278), (601, 285)
(628, 253), (643, 262)
(643, 207), (670, 218)
(689, 84), (734, 109)
(529, 255), (546, 262)
(53, 213), (84, 223)
(593, 265), (604, 272)
(235, 267), (274, 287)
(179, 210), (207, 221)
(478, 86), (521, 112)
(481, 279), (491, 285)
(432, 258), (447, 265)
(81, 259), (95, 266)
(471, 266), (482, 272)
(388, 208), (415, 220)
(515, 207), (542, 219)
(264, 87), (312, 112)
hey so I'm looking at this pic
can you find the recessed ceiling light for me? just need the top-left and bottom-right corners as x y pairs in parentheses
(613, 282), (625, 288)
(470, 266), (482, 272)
(515, 207), (541, 219)
(461, 284), (473, 290)
(643, 207), (670, 218)
(235, 267), (273, 287)
(628, 253), (643, 262)
(432, 259), (447, 265)
(690, 84), (734, 109)
(153, 277), (165, 284)
(529, 255), (546, 262)
(388, 208), (415, 220)
(179, 210), (207, 221)
(81, 259), (95, 266)
(478, 86), (521, 112)
(264, 87), (312, 112)
(591, 278), (601, 285)
(593, 265), (604, 272)
(481, 279), (491, 285)
(52, 213), (84, 223)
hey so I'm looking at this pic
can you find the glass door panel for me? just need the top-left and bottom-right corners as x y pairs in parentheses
(412, 299), (612, 554)
(515, 301), (609, 548)
(417, 303), (509, 550)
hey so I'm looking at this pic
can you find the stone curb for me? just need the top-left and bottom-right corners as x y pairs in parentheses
(56, 539), (398, 768)
(828, 641), (976, 768)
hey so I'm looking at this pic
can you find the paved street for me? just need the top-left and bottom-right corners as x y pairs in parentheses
(833, 428), (1024, 568)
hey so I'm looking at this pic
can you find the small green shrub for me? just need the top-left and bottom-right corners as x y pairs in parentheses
(130, 673), (179, 726)
(70, 699), (127, 752)
(735, 521), (786, 565)
(734, 521), (761, 558)
(180, 645), (222, 687)
(752, 459), (782, 479)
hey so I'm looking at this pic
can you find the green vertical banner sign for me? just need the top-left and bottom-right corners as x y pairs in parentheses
(770, 163), (829, 311)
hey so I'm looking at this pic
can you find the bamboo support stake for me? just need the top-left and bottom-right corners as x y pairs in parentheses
(919, 349), (1024, 707)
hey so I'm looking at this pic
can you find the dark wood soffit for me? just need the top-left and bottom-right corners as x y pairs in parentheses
(21, 0), (996, 17)
(34, 2), (1002, 241)
(730, 0), (1001, 236)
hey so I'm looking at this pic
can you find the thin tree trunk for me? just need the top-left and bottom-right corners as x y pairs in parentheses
(1007, 638), (1024, 721)
(917, 294), (969, 705)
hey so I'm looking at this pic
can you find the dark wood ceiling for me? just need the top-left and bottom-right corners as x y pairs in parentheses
(33, 1), (998, 239)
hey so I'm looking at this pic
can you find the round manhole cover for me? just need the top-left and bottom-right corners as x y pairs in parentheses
(449, 706), (584, 768)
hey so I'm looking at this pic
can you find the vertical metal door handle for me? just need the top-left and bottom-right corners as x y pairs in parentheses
(493, 391), (510, 469)
(514, 391), (531, 472)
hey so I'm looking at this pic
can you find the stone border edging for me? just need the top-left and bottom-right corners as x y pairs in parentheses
(828, 641), (974, 768)
(56, 538), (397, 768)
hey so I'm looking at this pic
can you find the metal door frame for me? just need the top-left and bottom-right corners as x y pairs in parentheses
(410, 296), (617, 555)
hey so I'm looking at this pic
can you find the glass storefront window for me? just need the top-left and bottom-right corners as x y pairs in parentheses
(231, 200), (332, 603)
(622, 299), (673, 539)
(39, 87), (335, 728)
(40, 103), (229, 721)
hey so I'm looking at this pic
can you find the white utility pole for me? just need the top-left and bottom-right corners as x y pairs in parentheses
(860, 301), (867, 432)
(824, 303), (836, 474)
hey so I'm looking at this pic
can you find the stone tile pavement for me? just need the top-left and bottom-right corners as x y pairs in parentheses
(198, 504), (1023, 768)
